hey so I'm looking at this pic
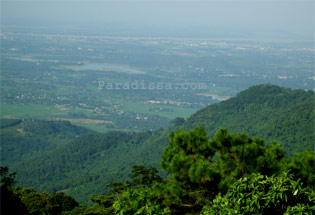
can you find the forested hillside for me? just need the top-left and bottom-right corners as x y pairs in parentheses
(2, 128), (314, 214)
(1, 84), (314, 204)
(14, 131), (154, 201)
(182, 84), (315, 156)
(0, 119), (91, 167)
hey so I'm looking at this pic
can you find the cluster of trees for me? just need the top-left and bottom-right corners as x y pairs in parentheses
(1, 167), (79, 215)
(2, 128), (314, 214)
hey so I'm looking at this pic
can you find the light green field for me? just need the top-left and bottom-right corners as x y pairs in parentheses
(1, 103), (61, 119)
(0, 101), (198, 132)
(0, 100), (200, 132)
(204, 86), (232, 96)
(110, 99), (199, 119)
(0, 102), (110, 132)
(0, 102), (92, 119)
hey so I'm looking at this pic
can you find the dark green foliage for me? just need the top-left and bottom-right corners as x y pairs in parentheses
(68, 194), (117, 214)
(158, 127), (286, 214)
(127, 165), (163, 188)
(201, 173), (315, 215)
(45, 192), (79, 215)
(0, 185), (29, 215)
(171, 117), (185, 126)
(13, 187), (79, 215)
(287, 150), (315, 189)
(160, 127), (218, 213)
(0, 167), (29, 215)
(89, 195), (115, 213)
(106, 182), (126, 195)
(1, 166), (16, 187)
(21, 119), (90, 137)
(113, 186), (169, 215)
(0, 118), (22, 129)
(14, 187), (50, 215)
(70, 165), (164, 214)
(210, 128), (285, 192)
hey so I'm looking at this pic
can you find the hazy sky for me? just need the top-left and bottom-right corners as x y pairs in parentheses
(1, 1), (314, 40)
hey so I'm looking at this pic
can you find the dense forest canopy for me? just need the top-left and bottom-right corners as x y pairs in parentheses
(1, 128), (314, 214)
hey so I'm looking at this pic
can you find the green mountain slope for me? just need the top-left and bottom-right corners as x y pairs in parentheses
(0, 119), (92, 167)
(1, 84), (314, 203)
(13, 131), (155, 203)
(182, 84), (315, 156)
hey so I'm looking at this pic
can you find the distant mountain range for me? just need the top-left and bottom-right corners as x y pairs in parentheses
(1, 84), (314, 203)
